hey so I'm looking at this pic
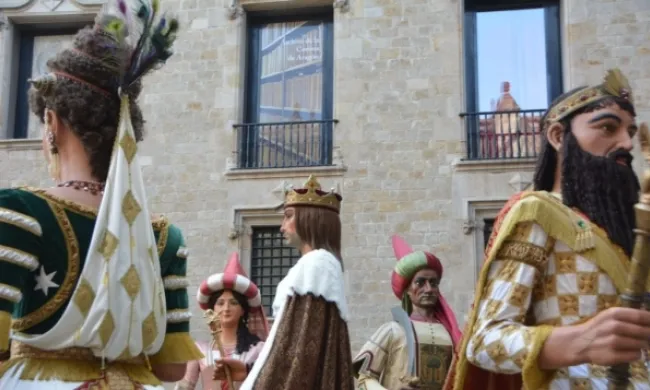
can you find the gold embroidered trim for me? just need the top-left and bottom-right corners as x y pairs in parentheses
(0, 311), (10, 352)
(22, 187), (97, 218)
(0, 341), (161, 385)
(0, 207), (42, 236)
(156, 217), (169, 257)
(452, 190), (635, 390)
(12, 202), (80, 331)
(21, 187), (168, 227)
(497, 241), (548, 272)
(546, 69), (633, 124)
(10, 340), (144, 363)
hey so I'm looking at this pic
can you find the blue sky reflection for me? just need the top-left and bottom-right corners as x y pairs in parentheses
(476, 8), (548, 112)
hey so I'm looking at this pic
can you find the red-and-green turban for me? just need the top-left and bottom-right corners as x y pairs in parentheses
(390, 235), (462, 346)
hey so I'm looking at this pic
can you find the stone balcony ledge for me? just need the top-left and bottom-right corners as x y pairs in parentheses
(453, 158), (536, 172)
(0, 138), (41, 151)
(224, 164), (347, 180)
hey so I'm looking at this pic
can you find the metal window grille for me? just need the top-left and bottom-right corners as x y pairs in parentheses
(483, 218), (496, 249)
(250, 226), (301, 316)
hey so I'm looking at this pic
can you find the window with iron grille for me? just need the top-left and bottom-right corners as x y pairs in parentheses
(236, 8), (336, 169)
(250, 226), (301, 316)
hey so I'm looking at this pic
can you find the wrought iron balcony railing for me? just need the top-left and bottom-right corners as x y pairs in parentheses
(234, 119), (337, 169)
(460, 109), (546, 161)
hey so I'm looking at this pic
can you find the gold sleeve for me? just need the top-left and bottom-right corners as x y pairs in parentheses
(149, 333), (203, 365)
(465, 221), (556, 388)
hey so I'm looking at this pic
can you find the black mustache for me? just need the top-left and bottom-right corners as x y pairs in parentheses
(608, 148), (633, 165)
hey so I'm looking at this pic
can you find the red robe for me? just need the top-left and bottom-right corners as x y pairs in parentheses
(443, 192), (526, 390)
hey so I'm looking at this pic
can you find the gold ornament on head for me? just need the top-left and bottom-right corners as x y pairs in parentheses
(28, 73), (58, 95)
(546, 68), (634, 124)
(284, 175), (342, 213)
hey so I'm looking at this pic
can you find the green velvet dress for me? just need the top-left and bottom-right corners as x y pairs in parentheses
(0, 187), (203, 388)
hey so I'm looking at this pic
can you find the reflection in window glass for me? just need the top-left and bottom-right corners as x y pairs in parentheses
(476, 8), (548, 112)
(255, 21), (327, 123)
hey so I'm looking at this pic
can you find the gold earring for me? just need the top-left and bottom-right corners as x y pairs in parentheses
(46, 130), (61, 182)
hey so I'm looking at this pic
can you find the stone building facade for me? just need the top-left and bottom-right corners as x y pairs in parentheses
(0, 0), (649, 386)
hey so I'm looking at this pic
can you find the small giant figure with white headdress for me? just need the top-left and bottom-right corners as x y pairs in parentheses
(175, 252), (269, 390)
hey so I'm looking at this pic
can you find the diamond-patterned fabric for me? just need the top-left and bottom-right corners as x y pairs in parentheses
(466, 221), (650, 389)
(11, 95), (167, 360)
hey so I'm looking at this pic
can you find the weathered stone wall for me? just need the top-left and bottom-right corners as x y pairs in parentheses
(1, 4), (649, 386)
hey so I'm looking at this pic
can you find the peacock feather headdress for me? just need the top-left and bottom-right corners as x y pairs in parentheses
(11, 0), (188, 361)
(95, 0), (179, 92)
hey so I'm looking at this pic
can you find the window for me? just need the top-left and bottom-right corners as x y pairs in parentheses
(483, 218), (495, 249)
(10, 24), (84, 139)
(249, 226), (301, 316)
(237, 9), (335, 169)
(462, 0), (562, 160)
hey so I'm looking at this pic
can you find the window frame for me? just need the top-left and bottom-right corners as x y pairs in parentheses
(464, 199), (507, 281)
(463, 0), (563, 115)
(239, 8), (335, 169)
(11, 22), (89, 139)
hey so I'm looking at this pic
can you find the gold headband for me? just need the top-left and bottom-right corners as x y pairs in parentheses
(546, 68), (634, 124)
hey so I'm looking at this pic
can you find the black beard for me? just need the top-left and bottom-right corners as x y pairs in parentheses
(561, 132), (640, 257)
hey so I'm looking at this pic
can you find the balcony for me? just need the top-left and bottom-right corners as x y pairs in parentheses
(460, 109), (545, 161)
(234, 119), (337, 169)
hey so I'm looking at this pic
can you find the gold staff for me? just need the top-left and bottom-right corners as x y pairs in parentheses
(608, 123), (650, 389)
(205, 309), (235, 389)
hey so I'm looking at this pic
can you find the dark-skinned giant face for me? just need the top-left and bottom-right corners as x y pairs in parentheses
(533, 82), (640, 257)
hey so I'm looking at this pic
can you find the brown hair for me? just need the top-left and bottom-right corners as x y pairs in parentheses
(206, 290), (260, 354)
(28, 25), (144, 182)
(293, 206), (343, 268)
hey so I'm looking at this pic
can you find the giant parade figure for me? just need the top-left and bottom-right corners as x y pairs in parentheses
(353, 235), (462, 390)
(217, 175), (354, 390)
(175, 252), (269, 390)
(0, 0), (204, 387)
(446, 68), (650, 390)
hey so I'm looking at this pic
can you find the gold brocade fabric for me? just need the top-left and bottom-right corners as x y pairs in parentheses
(464, 221), (650, 389)
(252, 295), (354, 390)
(0, 341), (160, 389)
(418, 344), (453, 390)
(11, 340), (145, 364)
(412, 322), (453, 390)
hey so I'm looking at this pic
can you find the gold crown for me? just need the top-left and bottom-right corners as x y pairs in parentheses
(547, 68), (633, 124)
(284, 175), (342, 213)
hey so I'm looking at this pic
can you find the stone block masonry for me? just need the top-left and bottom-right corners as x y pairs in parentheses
(1, 0), (649, 362)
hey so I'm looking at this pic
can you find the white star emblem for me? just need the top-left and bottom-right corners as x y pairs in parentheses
(34, 266), (59, 296)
